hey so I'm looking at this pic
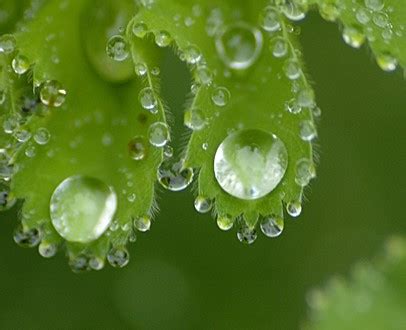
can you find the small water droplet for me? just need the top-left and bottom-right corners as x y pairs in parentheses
(14, 128), (31, 143)
(237, 223), (257, 244)
(282, 2), (306, 21)
(107, 246), (129, 268)
(25, 145), (36, 158)
(13, 225), (41, 248)
(11, 54), (30, 75)
(0, 90), (5, 105)
(184, 108), (206, 131)
(38, 241), (58, 258)
(0, 183), (15, 211)
(319, 3), (340, 21)
(106, 35), (129, 61)
(297, 88), (315, 108)
(217, 215), (234, 231)
(134, 63), (147, 76)
(134, 215), (151, 232)
(365, 0), (384, 11)
(283, 59), (301, 80)
(286, 201), (302, 217)
(260, 6), (281, 32)
(194, 196), (212, 214)
(356, 8), (371, 25)
(0, 34), (16, 54)
(214, 129), (288, 200)
(50, 176), (117, 243)
(128, 136), (147, 160)
(139, 87), (158, 113)
(272, 37), (288, 58)
(132, 22), (148, 38)
(163, 145), (174, 158)
(295, 158), (316, 186)
(300, 120), (317, 141)
(127, 193), (136, 203)
(157, 159), (194, 191)
(155, 30), (172, 47)
(342, 25), (365, 48)
(372, 11), (389, 28)
(34, 127), (51, 145)
(40, 80), (67, 107)
(89, 257), (105, 270)
(215, 22), (263, 70)
(196, 66), (213, 85)
(211, 86), (230, 107)
(148, 121), (170, 147)
(260, 215), (284, 237)
(69, 255), (90, 273)
(184, 45), (202, 64)
(376, 52), (397, 72)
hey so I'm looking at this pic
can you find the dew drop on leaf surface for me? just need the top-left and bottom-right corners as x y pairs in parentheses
(214, 129), (288, 200)
(50, 176), (117, 243)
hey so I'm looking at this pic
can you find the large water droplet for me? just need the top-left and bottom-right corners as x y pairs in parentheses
(157, 159), (194, 191)
(260, 215), (284, 238)
(214, 129), (288, 200)
(148, 122), (170, 147)
(106, 35), (129, 62)
(215, 22), (263, 70)
(40, 80), (67, 107)
(50, 176), (117, 243)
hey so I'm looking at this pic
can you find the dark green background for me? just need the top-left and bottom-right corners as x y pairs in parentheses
(1, 13), (405, 330)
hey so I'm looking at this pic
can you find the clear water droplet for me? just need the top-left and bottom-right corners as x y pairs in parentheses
(106, 35), (129, 61)
(13, 225), (41, 248)
(38, 241), (58, 258)
(214, 129), (288, 200)
(376, 52), (397, 72)
(134, 63), (147, 76)
(184, 108), (206, 131)
(184, 45), (202, 64)
(25, 145), (36, 158)
(107, 246), (129, 268)
(11, 54), (30, 75)
(260, 6), (281, 32)
(297, 88), (315, 108)
(69, 255), (90, 273)
(34, 127), (51, 145)
(196, 66), (213, 86)
(372, 11), (389, 28)
(217, 215), (234, 231)
(163, 145), (174, 158)
(132, 22), (148, 38)
(148, 121), (170, 147)
(319, 3), (340, 21)
(356, 8), (371, 25)
(365, 0), (384, 11)
(40, 80), (67, 107)
(0, 34), (16, 54)
(155, 30), (172, 47)
(14, 129), (31, 143)
(282, 2), (306, 21)
(300, 120), (317, 141)
(151, 66), (160, 76)
(237, 223), (257, 244)
(342, 26), (365, 48)
(285, 98), (302, 114)
(283, 59), (301, 80)
(139, 87), (158, 113)
(0, 183), (15, 211)
(286, 201), (302, 217)
(0, 90), (5, 105)
(260, 215), (284, 238)
(295, 158), (316, 186)
(272, 37), (288, 58)
(194, 196), (212, 214)
(157, 159), (194, 191)
(215, 22), (263, 70)
(134, 215), (151, 232)
(211, 86), (230, 107)
(89, 257), (105, 270)
(50, 176), (117, 243)
(128, 136), (147, 160)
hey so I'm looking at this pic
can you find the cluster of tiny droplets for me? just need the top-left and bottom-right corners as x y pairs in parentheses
(0, 32), (68, 258)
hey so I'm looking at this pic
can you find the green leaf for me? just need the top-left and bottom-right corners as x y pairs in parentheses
(305, 236), (406, 330)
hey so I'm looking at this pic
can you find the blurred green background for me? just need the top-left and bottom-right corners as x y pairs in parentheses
(1, 13), (405, 330)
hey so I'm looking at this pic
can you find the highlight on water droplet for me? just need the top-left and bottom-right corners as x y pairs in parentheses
(157, 158), (194, 192)
(215, 22), (263, 70)
(50, 176), (117, 243)
(11, 54), (30, 75)
(214, 129), (288, 200)
(148, 122), (170, 147)
(40, 80), (67, 107)
(194, 195), (212, 214)
(106, 35), (129, 62)
(134, 215), (151, 232)
(184, 45), (202, 64)
(184, 107), (206, 131)
(211, 86), (230, 107)
(260, 215), (284, 238)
